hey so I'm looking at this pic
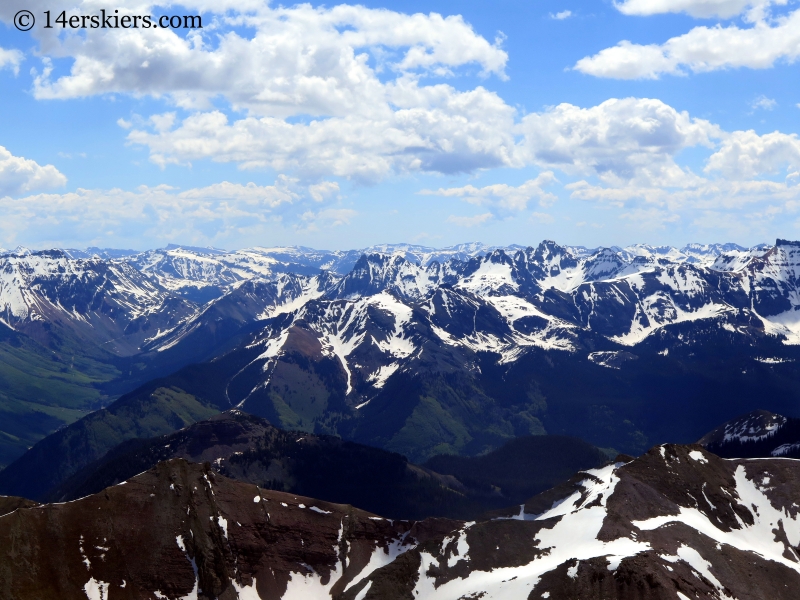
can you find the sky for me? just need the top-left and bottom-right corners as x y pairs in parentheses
(1, 0), (800, 251)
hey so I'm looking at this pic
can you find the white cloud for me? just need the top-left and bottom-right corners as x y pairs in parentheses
(0, 178), (337, 247)
(751, 95), (777, 110)
(519, 98), (719, 186)
(550, 10), (573, 20)
(18, 2), (514, 182)
(613, 0), (782, 19)
(131, 95), (800, 211)
(131, 97), (727, 187)
(446, 212), (494, 227)
(308, 181), (340, 202)
(575, 8), (800, 79)
(0, 146), (67, 197)
(573, 41), (680, 80)
(177, 178), (298, 208)
(567, 174), (800, 212)
(0, 47), (23, 75)
(563, 175), (800, 241)
(299, 208), (358, 231)
(420, 172), (557, 210)
(126, 83), (520, 181)
(30, 3), (507, 113)
(706, 130), (800, 179)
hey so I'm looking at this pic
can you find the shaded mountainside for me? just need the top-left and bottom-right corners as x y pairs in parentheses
(423, 434), (612, 506)
(46, 411), (609, 520)
(3, 445), (800, 599)
(7, 315), (800, 502)
(0, 361), (235, 501)
(166, 316), (800, 462)
(699, 409), (800, 459)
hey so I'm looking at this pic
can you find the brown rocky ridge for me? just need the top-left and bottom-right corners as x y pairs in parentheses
(0, 458), (457, 600)
(3, 443), (800, 599)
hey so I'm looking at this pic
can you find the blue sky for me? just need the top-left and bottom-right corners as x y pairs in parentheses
(1, 0), (800, 250)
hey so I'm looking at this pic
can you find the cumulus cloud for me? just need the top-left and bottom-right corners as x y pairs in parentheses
(446, 212), (494, 227)
(126, 83), (519, 181)
(0, 146), (67, 197)
(420, 172), (557, 210)
(613, 0), (782, 19)
(0, 48), (23, 75)
(132, 97), (726, 186)
(575, 8), (800, 79)
(563, 175), (800, 241)
(560, 114), (800, 235)
(3, 2), (515, 182)
(550, 10), (573, 20)
(309, 181), (340, 203)
(705, 130), (800, 179)
(519, 98), (719, 186)
(29, 3), (507, 114)
(6, 1), (513, 181)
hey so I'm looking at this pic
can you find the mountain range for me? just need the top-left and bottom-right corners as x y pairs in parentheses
(2, 239), (800, 487)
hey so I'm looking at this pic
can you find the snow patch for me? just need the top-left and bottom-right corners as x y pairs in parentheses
(217, 516), (228, 539)
(83, 578), (110, 600)
(688, 451), (708, 464)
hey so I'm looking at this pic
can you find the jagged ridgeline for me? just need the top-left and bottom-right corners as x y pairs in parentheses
(2, 240), (800, 486)
(3, 445), (800, 599)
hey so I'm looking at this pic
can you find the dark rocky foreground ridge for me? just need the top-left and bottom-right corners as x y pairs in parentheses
(0, 459), (458, 600)
(2, 444), (800, 599)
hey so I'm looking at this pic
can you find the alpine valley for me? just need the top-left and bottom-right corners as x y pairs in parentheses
(3, 240), (800, 599)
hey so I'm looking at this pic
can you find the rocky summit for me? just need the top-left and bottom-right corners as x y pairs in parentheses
(2, 444), (800, 599)
(0, 458), (458, 600)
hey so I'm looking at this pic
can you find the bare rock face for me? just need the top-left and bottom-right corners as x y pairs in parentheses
(0, 459), (458, 600)
(3, 445), (800, 599)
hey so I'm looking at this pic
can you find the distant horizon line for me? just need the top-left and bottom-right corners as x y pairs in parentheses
(0, 239), (783, 256)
